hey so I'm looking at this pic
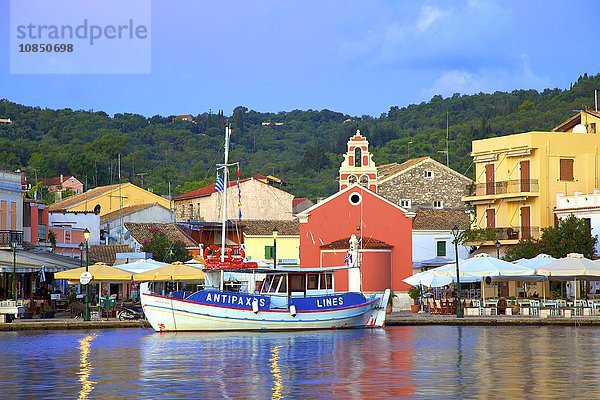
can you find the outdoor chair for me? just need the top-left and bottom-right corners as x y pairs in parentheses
(429, 299), (439, 314)
(441, 300), (449, 315)
(69, 301), (85, 319)
(450, 301), (457, 315)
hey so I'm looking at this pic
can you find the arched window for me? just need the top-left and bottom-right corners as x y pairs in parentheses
(354, 147), (362, 167)
(359, 175), (369, 186)
(348, 175), (357, 184)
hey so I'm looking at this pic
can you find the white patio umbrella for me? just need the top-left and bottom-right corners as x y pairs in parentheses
(514, 254), (556, 299)
(535, 253), (600, 306)
(535, 253), (600, 278)
(515, 253), (556, 269)
(433, 253), (536, 279)
(116, 259), (170, 274)
(403, 269), (453, 288)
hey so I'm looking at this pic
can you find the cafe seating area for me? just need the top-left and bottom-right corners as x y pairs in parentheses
(424, 297), (600, 318)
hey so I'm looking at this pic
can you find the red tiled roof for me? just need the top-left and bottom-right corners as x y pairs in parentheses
(377, 157), (429, 180)
(412, 209), (471, 231)
(241, 219), (299, 236)
(124, 222), (198, 247)
(293, 197), (308, 207)
(320, 236), (393, 250)
(89, 244), (130, 264)
(40, 176), (74, 186)
(48, 184), (122, 212)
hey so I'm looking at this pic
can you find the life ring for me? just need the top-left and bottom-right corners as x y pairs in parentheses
(238, 247), (245, 259)
(203, 245), (221, 260)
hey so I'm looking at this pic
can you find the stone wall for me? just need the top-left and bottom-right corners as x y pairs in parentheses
(175, 179), (295, 222)
(378, 160), (471, 209)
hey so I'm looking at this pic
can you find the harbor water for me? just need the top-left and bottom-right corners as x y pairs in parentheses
(0, 325), (599, 399)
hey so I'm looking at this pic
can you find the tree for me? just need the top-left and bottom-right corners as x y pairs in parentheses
(504, 215), (597, 261)
(539, 215), (597, 258)
(141, 229), (191, 263)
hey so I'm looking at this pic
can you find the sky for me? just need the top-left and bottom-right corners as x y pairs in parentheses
(1, 0), (599, 117)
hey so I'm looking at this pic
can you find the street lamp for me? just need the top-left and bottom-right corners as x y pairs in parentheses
(83, 228), (91, 321)
(79, 242), (85, 268)
(272, 227), (278, 269)
(10, 239), (17, 302)
(495, 239), (501, 297)
(451, 225), (463, 318)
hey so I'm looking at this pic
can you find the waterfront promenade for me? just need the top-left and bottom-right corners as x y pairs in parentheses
(4, 311), (600, 331)
(386, 310), (600, 326)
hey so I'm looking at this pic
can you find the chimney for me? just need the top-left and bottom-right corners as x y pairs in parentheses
(60, 174), (63, 184)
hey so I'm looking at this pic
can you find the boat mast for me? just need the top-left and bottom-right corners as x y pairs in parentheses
(220, 122), (231, 262)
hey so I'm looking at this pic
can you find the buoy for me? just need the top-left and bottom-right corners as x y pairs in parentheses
(252, 299), (259, 314)
(289, 304), (297, 317)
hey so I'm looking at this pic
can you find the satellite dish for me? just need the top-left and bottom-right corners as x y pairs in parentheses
(93, 204), (101, 214)
(573, 124), (587, 134)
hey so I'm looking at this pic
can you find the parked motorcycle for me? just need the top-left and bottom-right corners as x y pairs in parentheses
(116, 303), (145, 321)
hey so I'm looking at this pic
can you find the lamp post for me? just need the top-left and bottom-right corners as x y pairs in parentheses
(272, 227), (278, 269)
(451, 225), (463, 318)
(83, 228), (91, 321)
(495, 239), (501, 297)
(10, 239), (17, 302)
(79, 243), (85, 268)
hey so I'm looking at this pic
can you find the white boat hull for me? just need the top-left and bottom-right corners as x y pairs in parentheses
(141, 290), (390, 332)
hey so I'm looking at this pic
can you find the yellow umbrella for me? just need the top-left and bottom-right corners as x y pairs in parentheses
(55, 262), (133, 282)
(133, 261), (206, 282)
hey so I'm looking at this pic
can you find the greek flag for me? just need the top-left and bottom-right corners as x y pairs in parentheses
(39, 264), (46, 283)
(215, 174), (225, 193)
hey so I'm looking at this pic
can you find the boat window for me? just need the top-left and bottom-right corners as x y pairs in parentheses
(260, 275), (276, 294)
(307, 274), (319, 290)
(289, 275), (304, 292)
(320, 273), (332, 290)
(279, 275), (288, 293)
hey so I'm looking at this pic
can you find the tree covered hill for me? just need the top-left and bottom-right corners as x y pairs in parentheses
(1, 73), (599, 201)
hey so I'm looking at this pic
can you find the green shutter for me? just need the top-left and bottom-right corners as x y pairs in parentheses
(265, 246), (274, 259)
(436, 241), (446, 257)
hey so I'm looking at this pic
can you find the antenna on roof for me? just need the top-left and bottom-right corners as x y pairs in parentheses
(595, 89), (598, 112)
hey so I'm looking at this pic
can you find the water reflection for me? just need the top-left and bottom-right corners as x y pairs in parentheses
(270, 345), (283, 400)
(77, 333), (97, 400)
(1, 327), (600, 398)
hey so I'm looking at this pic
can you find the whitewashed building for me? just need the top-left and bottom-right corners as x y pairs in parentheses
(555, 190), (600, 253)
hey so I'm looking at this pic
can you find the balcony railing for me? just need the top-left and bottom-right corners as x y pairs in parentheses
(462, 226), (540, 244)
(495, 226), (540, 241)
(468, 179), (539, 197)
(0, 231), (24, 248)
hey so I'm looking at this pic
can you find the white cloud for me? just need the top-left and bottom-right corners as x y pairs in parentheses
(416, 5), (446, 33)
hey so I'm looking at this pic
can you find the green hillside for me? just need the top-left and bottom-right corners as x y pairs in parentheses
(1, 73), (599, 201)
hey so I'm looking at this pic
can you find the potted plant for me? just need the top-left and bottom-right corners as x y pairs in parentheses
(408, 286), (421, 313)
(40, 303), (55, 319)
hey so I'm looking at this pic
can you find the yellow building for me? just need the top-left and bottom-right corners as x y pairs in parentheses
(463, 110), (600, 246)
(48, 182), (172, 216)
(241, 220), (300, 266)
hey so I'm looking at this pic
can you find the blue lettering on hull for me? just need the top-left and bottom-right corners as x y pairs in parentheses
(185, 291), (270, 310)
(291, 293), (367, 311)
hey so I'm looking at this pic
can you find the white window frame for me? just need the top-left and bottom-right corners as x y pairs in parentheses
(424, 171), (434, 179)
(400, 199), (411, 208)
(433, 200), (443, 209)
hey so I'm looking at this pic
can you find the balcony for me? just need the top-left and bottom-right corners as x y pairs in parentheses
(464, 179), (539, 203)
(462, 226), (540, 246)
(0, 231), (24, 249)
